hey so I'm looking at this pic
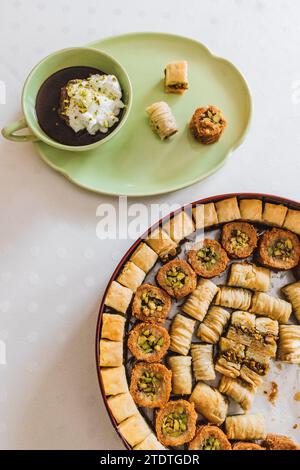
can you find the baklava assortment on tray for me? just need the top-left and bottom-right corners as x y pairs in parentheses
(98, 196), (300, 450)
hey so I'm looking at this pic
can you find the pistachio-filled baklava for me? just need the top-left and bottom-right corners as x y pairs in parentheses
(130, 362), (172, 408)
(128, 322), (170, 362)
(257, 228), (300, 270)
(189, 105), (227, 144)
(221, 222), (258, 259)
(164, 61), (188, 94)
(156, 259), (197, 299)
(132, 283), (171, 323)
(155, 399), (197, 447)
(188, 425), (231, 450)
(187, 239), (229, 278)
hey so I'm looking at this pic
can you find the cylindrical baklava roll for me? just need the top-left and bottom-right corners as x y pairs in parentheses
(278, 325), (300, 363)
(168, 355), (192, 395)
(215, 286), (252, 311)
(228, 262), (271, 292)
(250, 292), (292, 323)
(191, 344), (215, 381)
(189, 382), (228, 425)
(219, 375), (255, 411)
(225, 414), (266, 440)
(182, 279), (218, 321)
(197, 306), (230, 344)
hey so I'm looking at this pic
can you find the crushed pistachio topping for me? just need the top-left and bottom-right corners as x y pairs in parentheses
(141, 290), (164, 317)
(166, 266), (187, 289)
(137, 370), (163, 396)
(222, 349), (244, 364)
(202, 437), (221, 450)
(229, 229), (250, 250)
(268, 238), (293, 260)
(246, 359), (267, 375)
(202, 109), (222, 124)
(137, 329), (164, 354)
(197, 246), (218, 266)
(162, 407), (187, 437)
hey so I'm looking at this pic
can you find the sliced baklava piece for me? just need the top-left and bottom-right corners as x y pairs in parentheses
(168, 356), (192, 395)
(225, 414), (266, 440)
(187, 239), (229, 278)
(255, 316), (279, 348)
(134, 433), (166, 450)
(164, 61), (188, 94)
(107, 392), (138, 424)
(262, 433), (300, 450)
(146, 101), (178, 140)
(192, 202), (219, 230)
(244, 345), (270, 376)
(219, 376), (255, 412)
(226, 311), (256, 347)
(239, 199), (263, 223)
(163, 210), (194, 243)
(257, 228), (300, 270)
(283, 208), (300, 235)
(156, 399), (197, 447)
(105, 281), (133, 314)
(118, 414), (151, 448)
(232, 442), (264, 450)
(146, 227), (177, 262)
(128, 322), (170, 362)
(189, 382), (228, 425)
(156, 259), (197, 299)
(189, 106), (227, 144)
(262, 203), (288, 227)
(188, 425), (231, 450)
(182, 279), (219, 321)
(99, 340), (123, 367)
(130, 362), (172, 408)
(101, 366), (128, 396)
(250, 292), (292, 323)
(197, 306), (230, 344)
(278, 325), (300, 363)
(130, 242), (158, 273)
(169, 313), (195, 355)
(191, 344), (215, 381)
(240, 365), (264, 388)
(215, 337), (245, 378)
(117, 261), (146, 292)
(101, 313), (125, 341)
(221, 222), (257, 259)
(281, 280), (300, 322)
(215, 286), (252, 311)
(132, 283), (171, 323)
(228, 262), (271, 292)
(215, 197), (241, 224)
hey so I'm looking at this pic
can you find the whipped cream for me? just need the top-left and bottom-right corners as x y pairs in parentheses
(63, 74), (125, 135)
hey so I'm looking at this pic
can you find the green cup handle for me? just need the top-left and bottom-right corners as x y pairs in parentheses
(2, 118), (38, 142)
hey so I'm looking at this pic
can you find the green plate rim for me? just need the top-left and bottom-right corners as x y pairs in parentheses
(35, 32), (253, 197)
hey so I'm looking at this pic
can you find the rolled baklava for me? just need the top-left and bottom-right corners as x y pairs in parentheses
(278, 324), (300, 363)
(164, 61), (188, 94)
(221, 222), (257, 259)
(191, 344), (215, 381)
(250, 292), (292, 323)
(189, 382), (228, 425)
(169, 314), (195, 355)
(182, 279), (219, 321)
(130, 362), (172, 408)
(219, 375), (255, 412)
(146, 101), (178, 140)
(156, 399), (197, 447)
(215, 286), (252, 311)
(128, 322), (170, 362)
(156, 259), (197, 299)
(187, 239), (229, 278)
(168, 355), (192, 395)
(225, 414), (266, 440)
(228, 262), (271, 292)
(281, 280), (300, 322)
(132, 283), (171, 323)
(197, 306), (230, 344)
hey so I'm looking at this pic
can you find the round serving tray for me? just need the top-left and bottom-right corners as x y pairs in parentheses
(96, 193), (300, 450)
(35, 32), (251, 196)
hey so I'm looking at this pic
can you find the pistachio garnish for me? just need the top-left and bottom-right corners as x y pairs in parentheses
(162, 408), (187, 437)
(202, 437), (221, 450)
(197, 246), (218, 266)
(268, 238), (293, 260)
(137, 371), (162, 396)
(137, 329), (164, 354)
(229, 229), (250, 249)
(141, 290), (164, 316)
(166, 266), (187, 290)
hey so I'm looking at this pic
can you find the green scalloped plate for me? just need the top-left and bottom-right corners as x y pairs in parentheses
(35, 32), (252, 196)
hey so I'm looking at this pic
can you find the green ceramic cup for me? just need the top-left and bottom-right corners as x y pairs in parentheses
(1, 47), (132, 152)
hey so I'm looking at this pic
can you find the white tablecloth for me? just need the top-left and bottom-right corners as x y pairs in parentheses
(0, 0), (299, 449)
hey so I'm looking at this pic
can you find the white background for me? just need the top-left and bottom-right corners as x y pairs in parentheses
(0, 0), (299, 450)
